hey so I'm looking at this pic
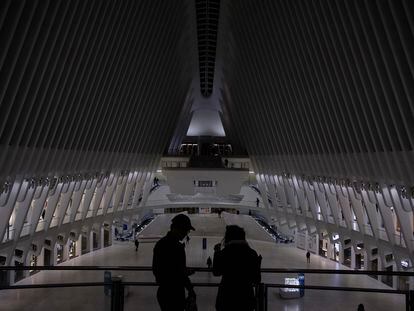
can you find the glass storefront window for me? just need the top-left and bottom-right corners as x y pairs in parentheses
(69, 241), (76, 259)
(56, 244), (63, 264)
(29, 255), (38, 275)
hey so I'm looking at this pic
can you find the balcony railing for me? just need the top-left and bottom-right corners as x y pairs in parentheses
(1, 266), (413, 311)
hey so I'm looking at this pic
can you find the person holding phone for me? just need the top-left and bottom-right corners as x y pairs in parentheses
(213, 225), (262, 311)
(152, 214), (196, 310)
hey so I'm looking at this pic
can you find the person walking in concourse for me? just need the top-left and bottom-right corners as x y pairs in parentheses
(213, 225), (262, 311)
(152, 214), (196, 311)
(134, 237), (139, 252)
(306, 251), (310, 264)
(206, 256), (212, 269)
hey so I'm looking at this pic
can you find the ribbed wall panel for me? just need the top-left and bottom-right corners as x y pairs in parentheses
(218, 0), (414, 184)
(0, 0), (195, 180)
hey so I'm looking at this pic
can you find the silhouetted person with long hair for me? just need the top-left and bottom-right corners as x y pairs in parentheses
(213, 225), (262, 311)
(153, 214), (196, 310)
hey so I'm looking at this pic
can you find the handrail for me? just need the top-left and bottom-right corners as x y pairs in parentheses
(259, 267), (414, 276)
(265, 283), (406, 294)
(123, 282), (221, 287)
(1, 268), (413, 311)
(1, 281), (405, 294)
(0, 282), (106, 290)
(1, 266), (413, 276)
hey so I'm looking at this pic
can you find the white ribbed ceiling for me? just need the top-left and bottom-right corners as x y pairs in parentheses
(217, 0), (414, 185)
(0, 0), (412, 186)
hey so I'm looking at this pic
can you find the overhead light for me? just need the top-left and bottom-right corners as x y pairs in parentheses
(156, 169), (162, 173)
(249, 171), (255, 174)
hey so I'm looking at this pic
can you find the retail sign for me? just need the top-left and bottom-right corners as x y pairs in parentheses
(199, 207), (211, 214)
(279, 274), (305, 299)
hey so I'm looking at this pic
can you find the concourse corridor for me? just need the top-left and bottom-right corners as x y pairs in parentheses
(0, 214), (405, 311)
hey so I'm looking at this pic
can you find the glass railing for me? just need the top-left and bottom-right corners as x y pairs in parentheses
(2, 227), (14, 243)
(35, 220), (45, 232)
(0, 266), (413, 311)
(50, 216), (60, 228)
(19, 224), (31, 237)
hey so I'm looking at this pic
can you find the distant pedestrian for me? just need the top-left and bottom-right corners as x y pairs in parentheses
(206, 256), (212, 269)
(357, 303), (365, 311)
(135, 238), (139, 252)
(224, 159), (228, 167)
(256, 198), (260, 208)
(306, 251), (310, 264)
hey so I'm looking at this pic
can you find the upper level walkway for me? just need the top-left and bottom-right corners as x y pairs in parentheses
(0, 214), (405, 311)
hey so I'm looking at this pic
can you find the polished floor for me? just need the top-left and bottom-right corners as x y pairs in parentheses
(0, 214), (406, 311)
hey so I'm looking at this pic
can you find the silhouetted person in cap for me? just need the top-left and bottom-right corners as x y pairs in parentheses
(213, 225), (262, 311)
(153, 214), (196, 310)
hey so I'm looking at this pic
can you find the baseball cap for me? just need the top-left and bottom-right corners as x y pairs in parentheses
(171, 214), (195, 231)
